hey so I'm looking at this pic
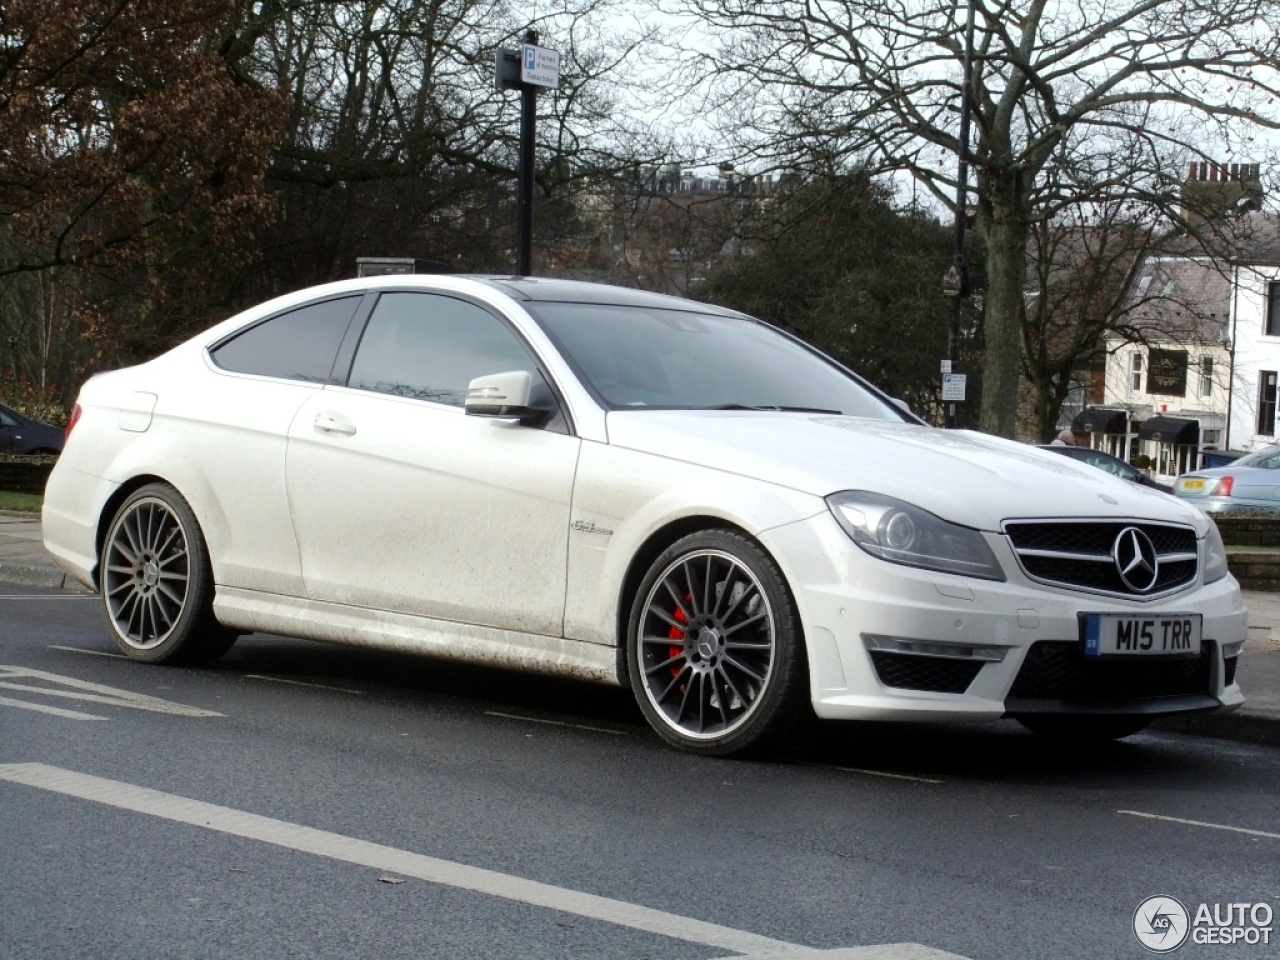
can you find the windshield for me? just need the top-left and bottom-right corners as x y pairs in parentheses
(1230, 446), (1280, 469)
(526, 301), (906, 419)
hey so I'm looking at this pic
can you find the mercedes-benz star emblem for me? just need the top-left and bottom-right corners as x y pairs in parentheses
(1114, 526), (1160, 593)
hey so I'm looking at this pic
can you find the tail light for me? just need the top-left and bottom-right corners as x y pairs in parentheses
(1209, 476), (1233, 497)
(64, 403), (82, 444)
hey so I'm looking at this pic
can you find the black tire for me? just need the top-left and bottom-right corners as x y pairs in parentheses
(1015, 714), (1152, 741)
(100, 483), (236, 665)
(626, 529), (809, 757)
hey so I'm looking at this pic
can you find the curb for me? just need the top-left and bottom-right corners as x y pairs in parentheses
(0, 560), (82, 591)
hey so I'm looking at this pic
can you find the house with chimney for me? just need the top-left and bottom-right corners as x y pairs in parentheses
(1069, 162), (1276, 480)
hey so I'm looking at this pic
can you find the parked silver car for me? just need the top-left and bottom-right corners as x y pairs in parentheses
(1174, 445), (1280, 514)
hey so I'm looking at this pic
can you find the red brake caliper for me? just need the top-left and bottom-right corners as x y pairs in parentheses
(667, 605), (688, 677)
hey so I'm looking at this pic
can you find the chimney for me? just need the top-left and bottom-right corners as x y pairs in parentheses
(1181, 160), (1264, 225)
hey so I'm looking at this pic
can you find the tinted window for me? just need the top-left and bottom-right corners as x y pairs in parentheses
(348, 292), (539, 407)
(527, 302), (903, 418)
(211, 296), (360, 382)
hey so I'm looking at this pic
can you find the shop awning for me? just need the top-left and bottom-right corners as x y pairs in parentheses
(1138, 415), (1200, 445)
(1072, 407), (1129, 434)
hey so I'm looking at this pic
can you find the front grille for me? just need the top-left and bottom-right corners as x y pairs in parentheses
(1004, 520), (1197, 597)
(869, 652), (984, 694)
(1008, 640), (1213, 702)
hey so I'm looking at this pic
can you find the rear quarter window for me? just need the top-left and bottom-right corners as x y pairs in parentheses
(210, 296), (361, 382)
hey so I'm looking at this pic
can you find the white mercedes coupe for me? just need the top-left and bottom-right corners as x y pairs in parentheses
(43, 275), (1247, 755)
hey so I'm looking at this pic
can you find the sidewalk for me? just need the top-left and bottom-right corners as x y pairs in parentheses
(2, 511), (1277, 746)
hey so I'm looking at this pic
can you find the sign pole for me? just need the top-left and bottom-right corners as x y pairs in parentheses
(943, 1), (976, 429)
(496, 30), (559, 275)
(517, 30), (538, 276)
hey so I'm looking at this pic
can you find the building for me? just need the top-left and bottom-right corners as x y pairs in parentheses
(1069, 164), (1278, 480)
(1221, 213), (1280, 449)
(1077, 255), (1232, 482)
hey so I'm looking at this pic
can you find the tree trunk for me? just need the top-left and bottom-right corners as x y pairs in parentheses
(978, 189), (1031, 438)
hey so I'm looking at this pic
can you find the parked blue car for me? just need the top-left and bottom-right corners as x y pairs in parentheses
(1174, 444), (1280, 514)
(0, 401), (64, 455)
(1038, 444), (1174, 494)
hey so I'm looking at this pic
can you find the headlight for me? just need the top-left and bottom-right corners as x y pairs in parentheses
(1203, 520), (1230, 584)
(826, 491), (1005, 581)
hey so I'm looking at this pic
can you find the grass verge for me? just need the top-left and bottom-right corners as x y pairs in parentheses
(0, 491), (42, 512)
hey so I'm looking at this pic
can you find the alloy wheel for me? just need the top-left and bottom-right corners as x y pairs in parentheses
(103, 496), (192, 650)
(635, 548), (777, 741)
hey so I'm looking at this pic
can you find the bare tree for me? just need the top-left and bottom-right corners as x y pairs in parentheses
(668, 0), (1280, 437)
(223, 0), (672, 286)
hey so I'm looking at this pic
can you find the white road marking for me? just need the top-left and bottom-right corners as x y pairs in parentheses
(49, 645), (128, 660)
(484, 710), (628, 735)
(0, 763), (803, 956)
(0, 666), (222, 717)
(243, 674), (364, 695)
(0, 695), (107, 721)
(719, 947), (971, 959)
(1118, 809), (1280, 841)
(832, 767), (945, 785)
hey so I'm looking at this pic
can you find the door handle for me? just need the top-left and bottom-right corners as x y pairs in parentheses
(313, 412), (357, 436)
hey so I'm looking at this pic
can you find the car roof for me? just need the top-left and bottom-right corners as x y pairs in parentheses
(468, 276), (745, 316)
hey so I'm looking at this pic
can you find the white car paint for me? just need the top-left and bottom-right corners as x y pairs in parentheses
(285, 386), (580, 635)
(43, 275), (1249, 753)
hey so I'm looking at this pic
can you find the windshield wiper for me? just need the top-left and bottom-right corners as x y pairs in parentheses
(704, 403), (844, 414)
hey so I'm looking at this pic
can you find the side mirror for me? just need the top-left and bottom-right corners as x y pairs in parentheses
(465, 370), (554, 424)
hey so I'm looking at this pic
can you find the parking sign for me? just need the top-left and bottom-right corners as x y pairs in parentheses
(521, 44), (560, 88)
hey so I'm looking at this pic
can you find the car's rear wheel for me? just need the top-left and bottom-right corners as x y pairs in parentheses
(100, 483), (236, 664)
(627, 530), (808, 756)
(1015, 714), (1152, 741)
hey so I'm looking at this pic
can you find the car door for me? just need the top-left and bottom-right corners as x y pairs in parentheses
(194, 293), (366, 595)
(285, 290), (580, 637)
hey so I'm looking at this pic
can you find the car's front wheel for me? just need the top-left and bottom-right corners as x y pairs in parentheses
(100, 483), (236, 664)
(627, 530), (808, 756)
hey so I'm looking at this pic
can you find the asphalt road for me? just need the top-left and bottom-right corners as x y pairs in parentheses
(2, 583), (1278, 960)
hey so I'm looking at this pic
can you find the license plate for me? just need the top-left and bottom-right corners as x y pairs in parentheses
(1180, 478), (1207, 492)
(1082, 613), (1202, 658)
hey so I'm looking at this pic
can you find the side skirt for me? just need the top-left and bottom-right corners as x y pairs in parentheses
(213, 587), (622, 686)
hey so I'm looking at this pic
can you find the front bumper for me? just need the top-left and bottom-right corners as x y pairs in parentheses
(761, 513), (1248, 723)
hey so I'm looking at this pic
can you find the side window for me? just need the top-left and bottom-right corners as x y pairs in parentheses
(348, 292), (539, 407)
(0, 409), (19, 428)
(1265, 281), (1280, 337)
(1258, 371), (1277, 436)
(210, 296), (361, 382)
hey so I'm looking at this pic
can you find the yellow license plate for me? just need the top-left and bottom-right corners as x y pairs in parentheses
(1180, 478), (1206, 492)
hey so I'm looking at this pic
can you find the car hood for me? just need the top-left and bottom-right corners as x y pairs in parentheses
(605, 411), (1208, 532)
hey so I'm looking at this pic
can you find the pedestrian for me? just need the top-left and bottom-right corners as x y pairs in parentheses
(1050, 427), (1076, 446)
